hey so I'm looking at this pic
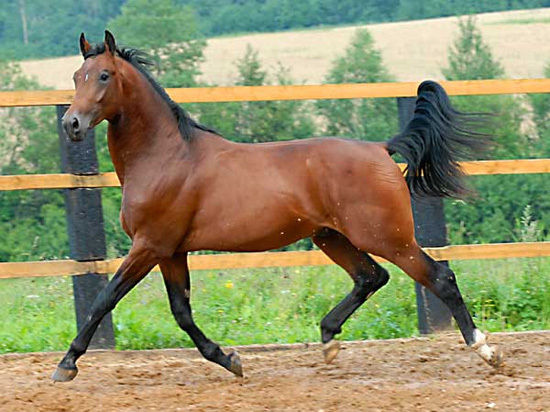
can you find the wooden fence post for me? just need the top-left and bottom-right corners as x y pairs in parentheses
(397, 97), (453, 334)
(57, 105), (115, 349)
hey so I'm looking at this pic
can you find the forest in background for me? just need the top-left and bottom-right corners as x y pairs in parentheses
(1, 0), (549, 59)
(0, 1), (548, 263)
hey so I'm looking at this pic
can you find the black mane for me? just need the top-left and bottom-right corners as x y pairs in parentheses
(84, 43), (218, 141)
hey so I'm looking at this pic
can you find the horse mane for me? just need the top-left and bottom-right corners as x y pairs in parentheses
(83, 43), (219, 141)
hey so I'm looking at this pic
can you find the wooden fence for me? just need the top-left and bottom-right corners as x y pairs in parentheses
(2, 78), (549, 106)
(1, 78), (549, 342)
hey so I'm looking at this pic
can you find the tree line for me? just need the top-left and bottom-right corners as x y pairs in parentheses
(1, 0), (549, 59)
(0, 0), (548, 262)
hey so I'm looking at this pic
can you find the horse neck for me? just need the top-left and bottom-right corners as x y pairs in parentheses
(107, 68), (187, 184)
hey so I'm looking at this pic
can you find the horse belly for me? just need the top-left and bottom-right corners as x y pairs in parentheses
(180, 198), (317, 252)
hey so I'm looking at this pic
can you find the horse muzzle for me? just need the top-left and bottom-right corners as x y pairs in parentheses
(62, 111), (94, 142)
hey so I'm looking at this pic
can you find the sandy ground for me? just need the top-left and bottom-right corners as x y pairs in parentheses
(1, 331), (548, 411)
(18, 8), (550, 90)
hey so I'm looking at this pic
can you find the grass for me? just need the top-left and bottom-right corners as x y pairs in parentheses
(0, 257), (548, 354)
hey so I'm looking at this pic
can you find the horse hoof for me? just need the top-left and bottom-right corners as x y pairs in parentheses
(228, 351), (243, 377)
(323, 340), (341, 364)
(487, 345), (504, 368)
(52, 366), (78, 382)
(475, 343), (504, 369)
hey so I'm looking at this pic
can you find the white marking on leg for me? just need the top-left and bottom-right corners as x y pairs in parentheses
(471, 329), (495, 363)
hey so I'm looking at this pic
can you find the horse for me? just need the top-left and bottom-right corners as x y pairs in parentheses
(52, 31), (502, 382)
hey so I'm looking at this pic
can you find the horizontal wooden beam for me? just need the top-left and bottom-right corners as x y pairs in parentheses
(0, 173), (120, 191)
(460, 159), (550, 175)
(1, 79), (549, 107)
(0, 242), (548, 279)
(0, 159), (548, 191)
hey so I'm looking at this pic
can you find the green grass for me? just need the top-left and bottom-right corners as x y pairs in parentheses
(0, 258), (548, 354)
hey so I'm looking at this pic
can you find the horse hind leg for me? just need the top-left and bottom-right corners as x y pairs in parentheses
(389, 244), (503, 368)
(313, 229), (390, 364)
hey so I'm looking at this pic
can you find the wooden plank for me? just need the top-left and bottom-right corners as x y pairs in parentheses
(0, 242), (548, 279)
(0, 259), (96, 279)
(425, 242), (550, 260)
(0, 160), (548, 191)
(1, 79), (549, 107)
(0, 90), (75, 107)
(0, 172), (119, 191)
(459, 159), (550, 175)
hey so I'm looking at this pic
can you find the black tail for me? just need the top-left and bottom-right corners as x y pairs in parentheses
(387, 80), (490, 198)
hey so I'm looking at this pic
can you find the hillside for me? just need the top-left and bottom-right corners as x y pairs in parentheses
(19, 8), (550, 89)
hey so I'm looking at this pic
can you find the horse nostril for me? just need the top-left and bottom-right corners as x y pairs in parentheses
(72, 117), (80, 131)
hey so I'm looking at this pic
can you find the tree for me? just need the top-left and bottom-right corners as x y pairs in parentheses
(442, 17), (504, 81)
(0, 61), (68, 261)
(440, 18), (549, 243)
(528, 61), (550, 157)
(316, 29), (397, 141)
(108, 0), (205, 87)
(0, 0), (126, 59)
(197, 45), (315, 143)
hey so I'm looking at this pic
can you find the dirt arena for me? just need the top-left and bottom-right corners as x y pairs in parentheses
(1, 331), (548, 411)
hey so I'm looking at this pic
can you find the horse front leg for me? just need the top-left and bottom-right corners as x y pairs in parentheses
(52, 242), (158, 382)
(160, 253), (243, 377)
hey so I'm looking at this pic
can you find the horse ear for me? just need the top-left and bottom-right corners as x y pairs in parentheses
(79, 33), (91, 57)
(104, 30), (116, 55)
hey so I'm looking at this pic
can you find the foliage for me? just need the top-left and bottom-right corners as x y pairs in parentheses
(1, 258), (548, 353)
(109, 0), (206, 87)
(2, 0), (550, 59)
(316, 29), (397, 140)
(0, 61), (68, 262)
(440, 18), (549, 243)
(196, 45), (315, 143)
(0, 0), (125, 59)
(528, 61), (550, 156)
(183, 0), (548, 37)
(442, 17), (505, 81)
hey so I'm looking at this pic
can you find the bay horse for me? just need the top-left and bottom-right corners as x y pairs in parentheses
(53, 31), (502, 382)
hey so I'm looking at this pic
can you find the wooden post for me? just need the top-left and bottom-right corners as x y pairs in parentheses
(397, 97), (453, 334)
(57, 105), (115, 349)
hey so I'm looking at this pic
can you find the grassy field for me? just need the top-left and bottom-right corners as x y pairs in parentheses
(18, 8), (550, 88)
(1, 257), (548, 354)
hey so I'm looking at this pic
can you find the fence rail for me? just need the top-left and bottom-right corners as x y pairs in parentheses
(1, 242), (548, 280)
(1, 78), (550, 107)
(0, 159), (548, 191)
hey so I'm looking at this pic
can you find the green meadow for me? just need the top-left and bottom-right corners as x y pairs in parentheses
(1, 257), (548, 354)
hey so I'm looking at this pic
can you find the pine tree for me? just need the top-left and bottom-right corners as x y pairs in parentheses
(442, 17), (504, 81)
(441, 18), (549, 244)
(197, 45), (315, 143)
(316, 29), (397, 141)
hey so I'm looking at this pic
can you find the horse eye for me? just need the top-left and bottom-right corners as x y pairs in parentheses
(99, 72), (110, 82)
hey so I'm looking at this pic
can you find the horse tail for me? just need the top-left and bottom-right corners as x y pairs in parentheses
(386, 80), (490, 198)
